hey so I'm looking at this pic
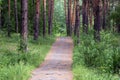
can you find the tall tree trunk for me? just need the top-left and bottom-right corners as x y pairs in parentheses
(107, 0), (110, 28)
(89, 7), (93, 28)
(67, 0), (72, 36)
(93, 0), (101, 41)
(0, 5), (1, 31)
(20, 0), (28, 52)
(64, 0), (68, 36)
(88, 0), (93, 28)
(43, 0), (46, 37)
(111, 0), (115, 31)
(75, 0), (80, 44)
(117, 24), (120, 33)
(14, 0), (19, 33)
(82, 0), (89, 34)
(48, 0), (54, 35)
(72, 0), (76, 31)
(102, 0), (107, 29)
(8, 0), (11, 37)
(34, 0), (40, 40)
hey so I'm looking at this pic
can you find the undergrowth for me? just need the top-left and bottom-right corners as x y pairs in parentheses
(73, 31), (120, 80)
(0, 34), (55, 80)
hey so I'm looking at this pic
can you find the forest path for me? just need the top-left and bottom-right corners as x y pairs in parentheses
(30, 37), (74, 80)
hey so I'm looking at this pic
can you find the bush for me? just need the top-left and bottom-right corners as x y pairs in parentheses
(73, 31), (120, 73)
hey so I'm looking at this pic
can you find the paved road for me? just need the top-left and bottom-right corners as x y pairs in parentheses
(30, 37), (74, 80)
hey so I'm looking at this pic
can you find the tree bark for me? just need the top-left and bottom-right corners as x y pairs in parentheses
(102, 0), (107, 29)
(67, 0), (72, 36)
(20, 0), (28, 52)
(14, 0), (19, 33)
(89, 7), (93, 28)
(72, 0), (76, 31)
(34, 0), (40, 40)
(48, 0), (54, 35)
(64, 0), (68, 36)
(117, 24), (120, 33)
(8, 0), (11, 37)
(82, 0), (89, 34)
(75, 0), (80, 44)
(0, 5), (1, 31)
(93, 0), (101, 41)
(88, 0), (93, 28)
(43, 0), (46, 37)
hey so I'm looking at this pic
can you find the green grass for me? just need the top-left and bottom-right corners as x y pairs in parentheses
(73, 65), (120, 80)
(0, 33), (55, 80)
(73, 31), (120, 80)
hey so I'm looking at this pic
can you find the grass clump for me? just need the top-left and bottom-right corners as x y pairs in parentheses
(73, 65), (119, 80)
(0, 63), (33, 80)
(0, 34), (55, 80)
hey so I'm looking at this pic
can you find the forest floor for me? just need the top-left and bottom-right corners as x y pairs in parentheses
(30, 37), (74, 80)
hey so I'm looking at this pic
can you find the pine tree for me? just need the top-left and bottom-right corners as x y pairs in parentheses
(20, 0), (28, 52)
(34, 0), (40, 40)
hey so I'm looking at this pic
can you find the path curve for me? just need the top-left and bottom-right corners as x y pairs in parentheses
(30, 37), (74, 80)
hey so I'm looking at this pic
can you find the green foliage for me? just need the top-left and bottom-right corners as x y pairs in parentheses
(0, 34), (55, 80)
(73, 31), (120, 79)
(73, 65), (120, 80)
(110, 5), (120, 24)
(0, 63), (33, 80)
(53, 0), (66, 36)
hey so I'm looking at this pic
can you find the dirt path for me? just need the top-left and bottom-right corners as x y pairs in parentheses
(30, 37), (74, 80)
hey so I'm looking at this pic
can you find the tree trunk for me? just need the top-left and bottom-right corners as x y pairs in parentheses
(34, 0), (40, 40)
(67, 0), (72, 36)
(75, 0), (80, 44)
(0, 5), (1, 31)
(72, 0), (76, 32)
(14, 0), (19, 33)
(88, 0), (93, 28)
(8, 0), (11, 37)
(20, 0), (28, 52)
(82, 0), (89, 34)
(117, 24), (120, 33)
(102, 0), (107, 29)
(48, 0), (54, 35)
(89, 8), (93, 28)
(93, 0), (101, 41)
(43, 0), (46, 37)
(64, 0), (68, 36)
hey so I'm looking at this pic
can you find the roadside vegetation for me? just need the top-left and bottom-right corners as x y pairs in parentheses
(73, 30), (120, 80)
(0, 34), (55, 80)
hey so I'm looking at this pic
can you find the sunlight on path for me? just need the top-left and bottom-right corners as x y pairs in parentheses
(30, 37), (74, 80)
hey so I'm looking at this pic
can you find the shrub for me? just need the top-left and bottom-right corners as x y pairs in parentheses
(73, 31), (120, 73)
